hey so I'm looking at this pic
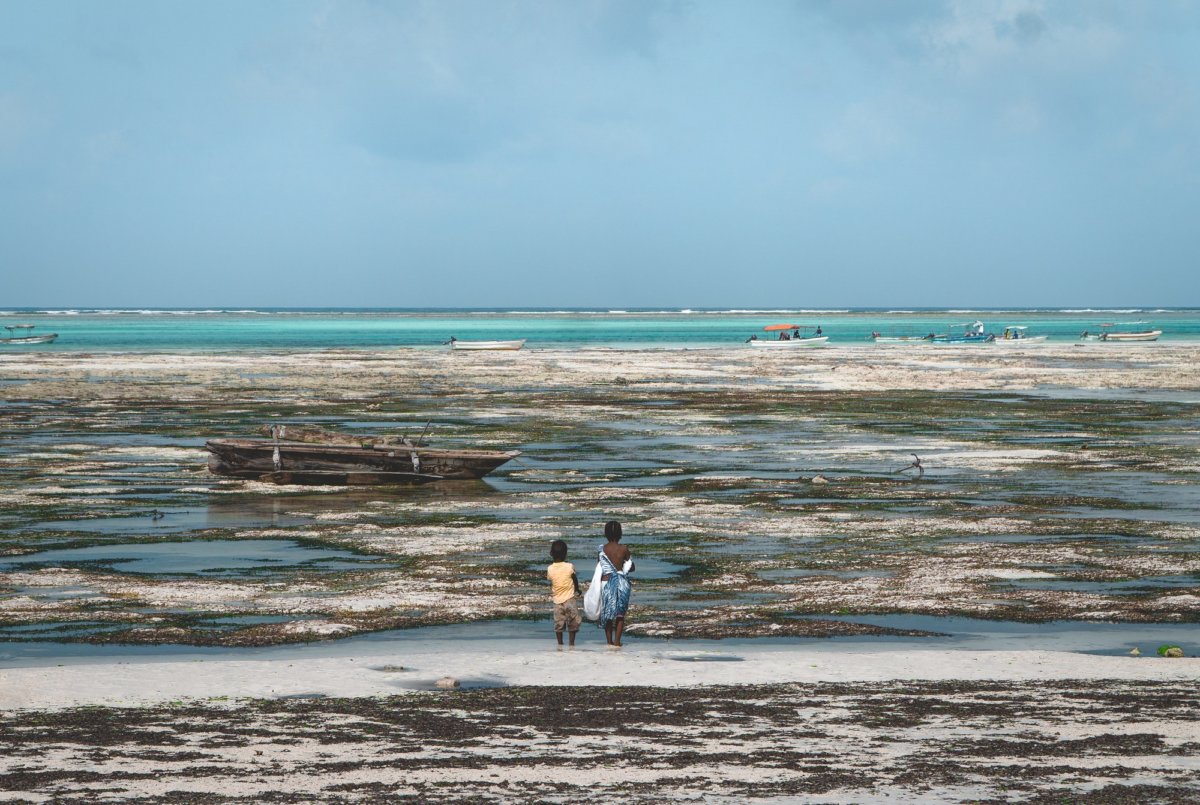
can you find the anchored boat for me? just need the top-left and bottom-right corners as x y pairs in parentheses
(448, 337), (526, 351)
(1080, 322), (1162, 342)
(747, 323), (828, 347)
(206, 425), (520, 485)
(994, 326), (1047, 344)
(1, 325), (57, 345)
(930, 321), (993, 344)
(871, 332), (932, 344)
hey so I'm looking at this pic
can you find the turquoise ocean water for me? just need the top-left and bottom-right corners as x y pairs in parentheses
(2, 308), (1198, 351)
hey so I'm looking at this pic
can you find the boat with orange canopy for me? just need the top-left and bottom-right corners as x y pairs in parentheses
(746, 324), (828, 347)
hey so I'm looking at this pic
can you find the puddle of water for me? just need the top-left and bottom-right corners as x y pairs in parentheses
(662, 652), (744, 662)
(0, 540), (387, 576)
(192, 615), (309, 631)
(1001, 575), (1199, 595)
(276, 692), (327, 700)
(809, 614), (1198, 655)
(27, 502), (317, 535)
(0, 622), (130, 638)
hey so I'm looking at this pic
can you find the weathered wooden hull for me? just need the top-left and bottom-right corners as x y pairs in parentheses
(206, 439), (519, 484)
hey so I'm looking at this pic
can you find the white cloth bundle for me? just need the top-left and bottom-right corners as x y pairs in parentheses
(583, 560), (603, 620)
(583, 554), (632, 621)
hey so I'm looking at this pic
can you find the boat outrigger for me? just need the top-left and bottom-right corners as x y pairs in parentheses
(206, 425), (520, 485)
(0, 325), (57, 345)
(747, 323), (828, 347)
(1080, 322), (1162, 342)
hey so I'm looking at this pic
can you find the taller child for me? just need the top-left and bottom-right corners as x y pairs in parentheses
(597, 520), (635, 647)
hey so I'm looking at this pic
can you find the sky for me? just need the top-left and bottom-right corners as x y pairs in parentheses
(1, 0), (1198, 308)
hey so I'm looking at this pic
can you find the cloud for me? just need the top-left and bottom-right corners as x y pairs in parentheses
(1009, 9), (1048, 44)
(590, 0), (677, 59)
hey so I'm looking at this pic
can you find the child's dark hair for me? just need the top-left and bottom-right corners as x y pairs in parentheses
(604, 520), (622, 542)
(550, 539), (568, 562)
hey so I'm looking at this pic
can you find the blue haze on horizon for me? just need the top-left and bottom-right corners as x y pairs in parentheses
(0, 1), (1197, 309)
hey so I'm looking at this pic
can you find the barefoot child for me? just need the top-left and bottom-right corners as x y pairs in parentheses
(547, 540), (583, 646)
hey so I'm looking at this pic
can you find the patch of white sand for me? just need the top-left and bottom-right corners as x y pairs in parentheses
(2, 641), (1196, 710)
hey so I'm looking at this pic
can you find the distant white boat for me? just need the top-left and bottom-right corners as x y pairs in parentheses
(748, 336), (828, 348)
(1097, 330), (1161, 342)
(1080, 323), (1162, 342)
(449, 339), (526, 351)
(994, 326), (1047, 344)
(0, 333), (57, 345)
(871, 334), (930, 344)
(0, 324), (57, 345)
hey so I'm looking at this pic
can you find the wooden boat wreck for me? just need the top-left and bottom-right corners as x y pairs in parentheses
(206, 424), (520, 485)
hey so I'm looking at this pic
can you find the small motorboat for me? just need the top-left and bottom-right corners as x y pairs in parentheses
(871, 333), (931, 344)
(993, 326), (1047, 344)
(1080, 323), (1162, 342)
(930, 321), (993, 344)
(0, 325), (57, 345)
(448, 338), (526, 351)
(748, 323), (828, 347)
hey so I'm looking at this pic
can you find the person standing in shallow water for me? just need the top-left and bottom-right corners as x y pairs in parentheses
(546, 540), (582, 647)
(597, 520), (635, 646)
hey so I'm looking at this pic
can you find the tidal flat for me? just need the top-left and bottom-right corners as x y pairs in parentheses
(1, 344), (1198, 647)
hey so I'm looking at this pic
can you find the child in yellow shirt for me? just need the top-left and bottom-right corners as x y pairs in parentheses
(547, 540), (583, 646)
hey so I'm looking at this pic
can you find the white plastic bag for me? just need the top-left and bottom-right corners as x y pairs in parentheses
(583, 560), (603, 620)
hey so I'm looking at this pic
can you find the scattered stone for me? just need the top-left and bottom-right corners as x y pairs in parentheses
(1130, 647), (1141, 657)
(811, 475), (829, 485)
(1163, 647), (1185, 659)
(376, 664), (407, 673)
(435, 677), (460, 689)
